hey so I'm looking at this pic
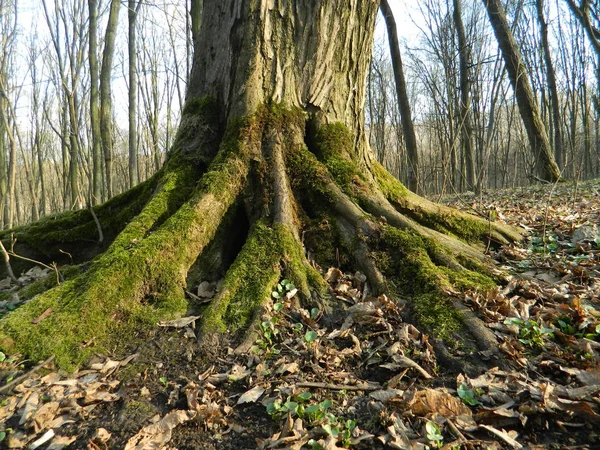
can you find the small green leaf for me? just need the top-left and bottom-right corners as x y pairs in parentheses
(457, 384), (480, 406)
(319, 399), (333, 409)
(305, 404), (320, 414)
(273, 302), (284, 312)
(159, 376), (168, 386)
(426, 421), (443, 441)
(346, 419), (357, 430)
(0, 431), (6, 442)
(0, 352), (5, 362)
(310, 308), (319, 319)
(322, 424), (339, 438)
(284, 401), (299, 413)
(271, 291), (280, 299)
(304, 330), (318, 343)
(297, 392), (312, 401)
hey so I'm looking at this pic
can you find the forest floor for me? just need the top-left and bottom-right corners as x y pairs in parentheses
(0, 179), (599, 450)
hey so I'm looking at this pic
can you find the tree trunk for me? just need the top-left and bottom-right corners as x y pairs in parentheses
(536, 0), (564, 170)
(88, 0), (103, 204)
(482, 0), (561, 182)
(0, 0), (521, 372)
(453, 0), (476, 191)
(100, 0), (121, 200)
(380, 0), (421, 194)
(128, 0), (141, 188)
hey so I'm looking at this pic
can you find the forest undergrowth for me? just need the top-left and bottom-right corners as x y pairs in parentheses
(0, 179), (599, 449)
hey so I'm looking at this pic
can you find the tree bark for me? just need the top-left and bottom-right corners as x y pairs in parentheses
(482, 0), (561, 182)
(128, 0), (142, 188)
(453, 0), (476, 191)
(100, 0), (121, 199)
(88, 0), (103, 204)
(379, 0), (421, 194)
(536, 0), (564, 170)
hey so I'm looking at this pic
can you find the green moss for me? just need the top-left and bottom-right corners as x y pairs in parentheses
(173, 96), (220, 151)
(1, 176), (158, 256)
(378, 226), (495, 341)
(372, 162), (409, 200)
(0, 101), (255, 369)
(201, 221), (282, 334)
(412, 210), (493, 244)
(312, 123), (366, 196)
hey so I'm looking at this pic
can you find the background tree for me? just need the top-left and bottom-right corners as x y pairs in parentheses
(380, 0), (421, 194)
(453, 0), (476, 190)
(482, 0), (561, 181)
(99, 0), (121, 199)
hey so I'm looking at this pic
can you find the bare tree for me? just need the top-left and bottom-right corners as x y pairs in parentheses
(453, 0), (476, 190)
(380, 0), (420, 194)
(100, 0), (121, 199)
(128, 0), (143, 188)
(482, 0), (561, 182)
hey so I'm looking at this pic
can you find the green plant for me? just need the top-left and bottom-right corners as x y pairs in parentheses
(251, 317), (282, 356)
(159, 376), (168, 387)
(504, 318), (553, 348)
(556, 317), (600, 340)
(304, 330), (318, 343)
(425, 421), (443, 448)
(272, 279), (296, 301)
(457, 383), (482, 406)
(266, 392), (313, 421)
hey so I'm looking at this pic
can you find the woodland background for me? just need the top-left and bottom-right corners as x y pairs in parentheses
(0, 0), (598, 229)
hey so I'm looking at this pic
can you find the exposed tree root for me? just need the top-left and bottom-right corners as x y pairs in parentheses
(0, 101), (523, 373)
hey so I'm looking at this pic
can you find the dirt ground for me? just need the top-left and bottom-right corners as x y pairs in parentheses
(1, 179), (600, 449)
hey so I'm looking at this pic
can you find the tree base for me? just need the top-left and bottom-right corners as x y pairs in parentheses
(0, 100), (523, 371)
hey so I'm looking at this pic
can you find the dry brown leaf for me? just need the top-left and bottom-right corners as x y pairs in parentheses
(237, 385), (265, 404)
(46, 435), (77, 450)
(124, 409), (196, 450)
(92, 427), (112, 443)
(32, 307), (53, 324)
(32, 400), (60, 432)
(158, 316), (201, 328)
(409, 389), (472, 418)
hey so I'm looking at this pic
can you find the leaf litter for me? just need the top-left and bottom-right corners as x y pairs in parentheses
(0, 179), (599, 448)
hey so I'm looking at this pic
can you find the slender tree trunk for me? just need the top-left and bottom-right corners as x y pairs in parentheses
(453, 0), (476, 191)
(128, 0), (141, 188)
(536, 0), (564, 170)
(100, 0), (121, 199)
(482, 0), (561, 181)
(88, 0), (103, 204)
(380, 0), (420, 194)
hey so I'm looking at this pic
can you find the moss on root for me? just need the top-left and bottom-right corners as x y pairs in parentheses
(0, 98), (512, 372)
(0, 96), (254, 369)
(378, 226), (496, 341)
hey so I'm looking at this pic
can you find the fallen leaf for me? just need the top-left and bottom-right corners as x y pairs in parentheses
(237, 386), (265, 405)
(124, 409), (196, 450)
(32, 307), (53, 324)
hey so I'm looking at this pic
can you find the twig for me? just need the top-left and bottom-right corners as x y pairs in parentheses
(296, 381), (381, 391)
(8, 234), (63, 283)
(393, 355), (433, 379)
(0, 240), (19, 284)
(88, 204), (104, 244)
(0, 355), (56, 394)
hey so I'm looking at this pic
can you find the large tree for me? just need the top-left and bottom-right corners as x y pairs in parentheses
(0, 0), (520, 370)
